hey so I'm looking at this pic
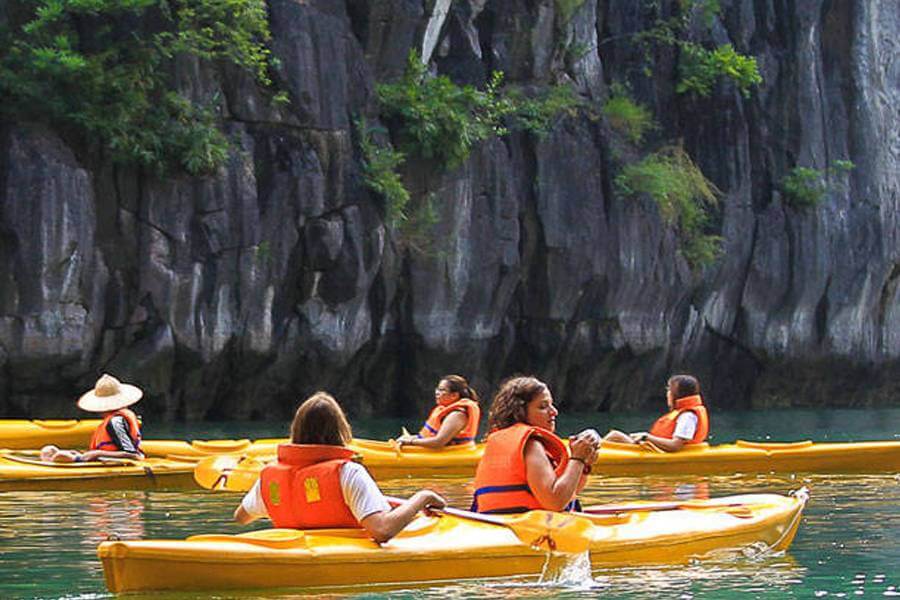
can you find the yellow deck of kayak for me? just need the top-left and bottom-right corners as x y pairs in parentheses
(98, 491), (807, 593)
(0, 419), (102, 449)
(0, 452), (197, 491)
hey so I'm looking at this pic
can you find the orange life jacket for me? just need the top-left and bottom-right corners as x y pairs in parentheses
(418, 398), (480, 445)
(648, 395), (709, 444)
(472, 423), (578, 514)
(259, 444), (360, 529)
(88, 409), (142, 451)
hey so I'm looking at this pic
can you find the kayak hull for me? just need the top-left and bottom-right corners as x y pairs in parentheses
(0, 419), (101, 449)
(98, 491), (807, 593)
(0, 454), (197, 491)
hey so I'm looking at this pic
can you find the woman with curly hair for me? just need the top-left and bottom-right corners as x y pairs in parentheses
(471, 376), (600, 513)
(395, 375), (480, 449)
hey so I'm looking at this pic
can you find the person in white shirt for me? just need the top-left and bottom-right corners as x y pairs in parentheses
(603, 374), (709, 452)
(234, 392), (445, 543)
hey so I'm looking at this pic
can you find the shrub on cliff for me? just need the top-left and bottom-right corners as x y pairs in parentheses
(357, 118), (409, 226)
(605, 0), (761, 98)
(781, 160), (855, 209)
(368, 51), (582, 228)
(0, 0), (281, 175)
(602, 84), (655, 144)
(376, 51), (581, 171)
(615, 145), (722, 268)
(376, 53), (515, 169)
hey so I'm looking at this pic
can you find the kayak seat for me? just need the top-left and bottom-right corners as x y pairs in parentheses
(189, 529), (308, 549)
(32, 419), (82, 429)
(735, 440), (813, 450)
(190, 440), (252, 453)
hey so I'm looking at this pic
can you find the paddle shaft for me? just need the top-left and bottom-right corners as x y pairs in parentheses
(384, 495), (506, 526)
(583, 501), (745, 515)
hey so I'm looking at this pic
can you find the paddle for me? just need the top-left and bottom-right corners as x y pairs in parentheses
(193, 454), (268, 492)
(385, 495), (594, 554)
(583, 499), (751, 518)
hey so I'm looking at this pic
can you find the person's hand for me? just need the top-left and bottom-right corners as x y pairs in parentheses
(413, 490), (447, 514)
(395, 434), (416, 446)
(572, 428), (601, 448)
(569, 434), (597, 462)
(630, 432), (649, 443)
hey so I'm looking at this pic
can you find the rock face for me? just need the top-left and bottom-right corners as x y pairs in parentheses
(0, 0), (897, 419)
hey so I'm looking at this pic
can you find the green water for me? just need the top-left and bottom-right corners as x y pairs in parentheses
(1, 408), (899, 599)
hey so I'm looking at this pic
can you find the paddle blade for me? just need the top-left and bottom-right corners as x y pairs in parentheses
(506, 510), (594, 554)
(388, 438), (402, 457)
(193, 455), (267, 492)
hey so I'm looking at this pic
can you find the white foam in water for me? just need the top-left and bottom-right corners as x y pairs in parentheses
(537, 550), (599, 588)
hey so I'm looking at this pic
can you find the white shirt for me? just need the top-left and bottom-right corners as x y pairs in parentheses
(240, 461), (390, 523)
(672, 411), (699, 441)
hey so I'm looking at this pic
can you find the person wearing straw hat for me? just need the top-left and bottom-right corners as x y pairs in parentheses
(40, 374), (145, 463)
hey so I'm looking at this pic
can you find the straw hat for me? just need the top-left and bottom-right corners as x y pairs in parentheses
(77, 374), (143, 413)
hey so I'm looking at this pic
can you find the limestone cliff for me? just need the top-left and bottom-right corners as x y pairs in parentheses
(0, 0), (897, 419)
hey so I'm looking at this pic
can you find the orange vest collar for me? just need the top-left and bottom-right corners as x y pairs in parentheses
(276, 444), (355, 468)
(436, 395), (459, 407)
(673, 395), (703, 410)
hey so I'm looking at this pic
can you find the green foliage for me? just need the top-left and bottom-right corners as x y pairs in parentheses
(509, 84), (583, 136)
(615, 145), (721, 267)
(555, 0), (587, 24)
(677, 44), (762, 97)
(377, 51), (582, 170)
(831, 159), (855, 174)
(371, 52), (582, 230)
(621, 1), (761, 98)
(0, 0), (279, 175)
(602, 83), (655, 144)
(780, 160), (855, 209)
(397, 193), (441, 255)
(377, 53), (515, 168)
(357, 119), (409, 226)
(256, 239), (271, 264)
(781, 167), (826, 208)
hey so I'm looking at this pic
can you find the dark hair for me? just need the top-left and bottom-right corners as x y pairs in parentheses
(667, 374), (700, 400)
(487, 376), (547, 431)
(441, 374), (479, 404)
(289, 391), (353, 446)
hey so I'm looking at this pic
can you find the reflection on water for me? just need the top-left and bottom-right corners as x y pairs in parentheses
(1, 410), (899, 599)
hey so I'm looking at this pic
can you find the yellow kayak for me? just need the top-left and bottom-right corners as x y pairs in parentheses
(596, 438), (900, 475)
(0, 419), (102, 449)
(193, 437), (900, 492)
(98, 490), (808, 593)
(0, 452), (197, 491)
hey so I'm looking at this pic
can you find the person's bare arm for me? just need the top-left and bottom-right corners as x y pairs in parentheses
(635, 432), (686, 452)
(524, 437), (593, 512)
(233, 504), (258, 525)
(80, 449), (144, 461)
(603, 429), (636, 444)
(399, 412), (468, 449)
(359, 490), (446, 543)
